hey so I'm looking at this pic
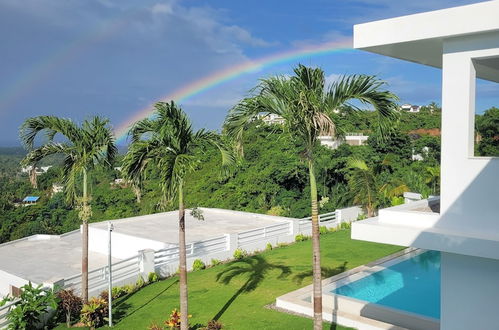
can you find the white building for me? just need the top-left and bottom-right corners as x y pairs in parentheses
(352, 2), (499, 330)
(258, 113), (286, 125)
(52, 183), (64, 194)
(318, 133), (369, 149)
(401, 103), (421, 113)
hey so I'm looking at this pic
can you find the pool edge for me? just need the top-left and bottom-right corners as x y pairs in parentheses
(275, 248), (440, 330)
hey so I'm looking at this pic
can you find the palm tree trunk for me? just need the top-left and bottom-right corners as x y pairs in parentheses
(308, 160), (322, 329)
(178, 182), (189, 330)
(82, 169), (89, 303)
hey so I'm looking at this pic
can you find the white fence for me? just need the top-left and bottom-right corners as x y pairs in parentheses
(0, 300), (16, 329)
(54, 206), (361, 298)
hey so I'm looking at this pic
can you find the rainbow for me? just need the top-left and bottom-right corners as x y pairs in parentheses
(114, 38), (353, 143)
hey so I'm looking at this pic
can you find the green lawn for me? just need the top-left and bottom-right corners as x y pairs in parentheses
(72, 230), (401, 329)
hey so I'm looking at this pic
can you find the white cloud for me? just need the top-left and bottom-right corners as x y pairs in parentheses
(151, 3), (173, 15)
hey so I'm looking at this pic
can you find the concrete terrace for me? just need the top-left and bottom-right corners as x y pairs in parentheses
(90, 208), (289, 244)
(0, 232), (119, 287)
(0, 208), (294, 296)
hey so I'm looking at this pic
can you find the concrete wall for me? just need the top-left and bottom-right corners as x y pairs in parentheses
(441, 252), (499, 330)
(439, 33), (499, 235)
(0, 270), (31, 298)
(88, 226), (176, 259)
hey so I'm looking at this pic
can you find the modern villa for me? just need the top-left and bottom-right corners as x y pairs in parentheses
(277, 2), (499, 330)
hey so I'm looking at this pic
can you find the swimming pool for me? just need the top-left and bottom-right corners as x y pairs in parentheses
(331, 250), (440, 319)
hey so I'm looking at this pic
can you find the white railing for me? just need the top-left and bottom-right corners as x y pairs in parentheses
(237, 222), (290, 246)
(64, 255), (140, 295)
(154, 235), (227, 267)
(46, 207), (360, 300)
(0, 300), (17, 329)
(300, 211), (337, 223)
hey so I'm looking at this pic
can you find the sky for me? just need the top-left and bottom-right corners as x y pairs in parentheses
(0, 0), (497, 145)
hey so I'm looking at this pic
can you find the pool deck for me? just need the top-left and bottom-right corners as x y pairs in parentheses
(276, 248), (440, 330)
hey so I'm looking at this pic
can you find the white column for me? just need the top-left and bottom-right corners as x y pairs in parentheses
(138, 249), (155, 279)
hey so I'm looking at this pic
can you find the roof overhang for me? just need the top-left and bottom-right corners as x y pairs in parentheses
(354, 1), (499, 82)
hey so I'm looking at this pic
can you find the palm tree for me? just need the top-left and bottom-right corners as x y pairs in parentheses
(347, 157), (408, 217)
(425, 166), (440, 195)
(224, 64), (398, 329)
(19, 116), (117, 302)
(122, 101), (233, 330)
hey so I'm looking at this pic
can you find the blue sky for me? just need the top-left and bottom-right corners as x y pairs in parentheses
(0, 0), (496, 145)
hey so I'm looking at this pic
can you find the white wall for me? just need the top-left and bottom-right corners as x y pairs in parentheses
(438, 33), (499, 235)
(0, 270), (30, 298)
(441, 252), (499, 330)
(88, 227), (176, 259)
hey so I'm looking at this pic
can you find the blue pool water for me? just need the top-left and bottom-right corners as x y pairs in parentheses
(332, 251), (440, 319)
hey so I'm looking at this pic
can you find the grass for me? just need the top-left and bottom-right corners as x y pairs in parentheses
(56, 229), (401, 329)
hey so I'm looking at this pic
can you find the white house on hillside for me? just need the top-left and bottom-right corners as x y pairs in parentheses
(352, 2), (499, 330)
(400, 103), (420, 113)
(318, 133), (369, 149)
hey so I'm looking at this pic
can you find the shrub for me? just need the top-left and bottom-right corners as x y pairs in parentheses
(277, 242), (289, 248)
(192, 259), (206, 271)
(295, 234), (309, 242)
(148, 272), (159, 283)
(148, 322), (164, 330)
(136, 275), (146, 288)
(204, 319), (223, 329)
(266, 205), (287, 216)
(319, 226), (329, 235)
(165, 308), (186, 329)
(210, 259), (221, 267)
(57, 289), (83, 327)
(111, 286), (127, 299)
(265, 242), (273, 251)
(123, 283), (137, 294)
(357, 213), (367, 220)
(340, 222), (351, 230)
(233, 248), (247, 260)
(80, 297), (108, 328)
(0, 295), (13, 307)
(7, 282), (57, 330)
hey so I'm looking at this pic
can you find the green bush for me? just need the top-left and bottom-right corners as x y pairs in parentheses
(233, 248), (247, 260)
(265, 242), (273, 251)
(148, 272), (159, 283)
(136, 275), (146, 288)
(210, 259), (221, 267)
(123, 283), (137, 294)
(192, 259), (206, 271)
(80, 297), (108, 328)
(277, 242), (289, 248)
(111, 286), (127, 299)
(7, 282), (57, 330)
(294, 234), (309, 242)
(340, 222), (351, 230)
(319, 226), (329, 235)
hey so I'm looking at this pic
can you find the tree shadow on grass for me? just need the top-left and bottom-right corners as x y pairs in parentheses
(292, 262), (348, 285)
(213, 255), (291, 320)
(112, 279), (179, 323)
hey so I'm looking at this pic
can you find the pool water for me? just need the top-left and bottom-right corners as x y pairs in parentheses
(332, 251), (440, 319)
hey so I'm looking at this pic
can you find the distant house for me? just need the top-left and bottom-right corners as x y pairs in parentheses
(258, 113), (286, 125)
(400, 103), (421, 113)
(20, 165), (52, 175)
(52, 184), (64, 194)
(22, 196), (39, 206)
(318, 133), (369, 149)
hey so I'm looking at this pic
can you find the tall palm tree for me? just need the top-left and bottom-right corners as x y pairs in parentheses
(224, 64), (398, 329)
(19, 116), (117, 302)
(122, 101), (233, 330)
